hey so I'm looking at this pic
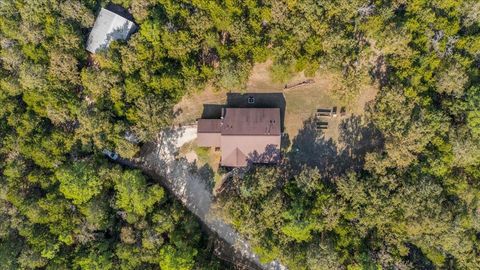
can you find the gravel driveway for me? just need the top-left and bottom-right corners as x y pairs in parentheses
(134, 125), (285, 270)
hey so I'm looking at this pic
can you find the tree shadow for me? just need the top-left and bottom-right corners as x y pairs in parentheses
(137, 127), (183, 163)
(288, 119), (340, 175)
(288, 115), (384, 180)
(173, 108), (183, 118)
(201, 104), (225, 119)
(369, 54), (389, 88)
(246, 144), (282, 166)
(103, 20), (137, 47)
(196, 163), (216, 194)
(338, 115), (384, 171)
(281, 132), (291, 150)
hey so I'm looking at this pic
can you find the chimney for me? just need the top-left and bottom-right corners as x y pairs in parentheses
(221, 107), (226, 119)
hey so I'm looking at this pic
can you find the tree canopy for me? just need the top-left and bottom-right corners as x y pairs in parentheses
(217, 0), (480, 269)
(1, 0), (479, 269)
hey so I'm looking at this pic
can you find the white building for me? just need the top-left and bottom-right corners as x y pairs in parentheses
(86, 8), (136, 53)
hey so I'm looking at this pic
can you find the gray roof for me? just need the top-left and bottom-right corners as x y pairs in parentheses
(86, 8), (136, 53)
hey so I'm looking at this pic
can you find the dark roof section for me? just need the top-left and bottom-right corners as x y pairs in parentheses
(105, 3), (134, 21)
(197, 119), (222, 133)
(221, 108), (281, 136)
(226, 93), (286, 132)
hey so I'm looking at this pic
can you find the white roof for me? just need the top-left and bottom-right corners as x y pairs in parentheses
(86, 8), (136, 53)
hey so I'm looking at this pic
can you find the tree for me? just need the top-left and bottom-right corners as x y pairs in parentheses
(55, 161), (106, 205)
(112, 169), (165, 223)
(126, 95), (172, 141)
(435, 62), (469, 96)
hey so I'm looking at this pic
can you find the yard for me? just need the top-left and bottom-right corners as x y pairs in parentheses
(178, 140), (224, 190)
(173, 61), (378, 179)
(174, 61), (378, 141)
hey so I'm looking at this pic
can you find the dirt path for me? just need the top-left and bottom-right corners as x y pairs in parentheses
(130, 126), (285, 270)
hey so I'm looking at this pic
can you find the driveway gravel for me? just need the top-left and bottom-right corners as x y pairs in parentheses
(135, 125), (285, 270)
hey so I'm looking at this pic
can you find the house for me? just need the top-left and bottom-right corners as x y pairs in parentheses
(86, 8), (137, 53)
(197, 108), (281, 167)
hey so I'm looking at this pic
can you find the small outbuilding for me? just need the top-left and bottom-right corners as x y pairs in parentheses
(86, 7), (137, 53)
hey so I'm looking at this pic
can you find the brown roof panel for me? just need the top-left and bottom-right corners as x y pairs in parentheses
(220, 135), (280, 167)
(221, 147), (248, 167)
(198, 119), (222, 133)
(221, 108), (280, 136)
(197, 133), (221, 147)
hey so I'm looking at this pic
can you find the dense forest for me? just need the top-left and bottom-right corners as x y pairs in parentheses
(0, 0), (479, 269)
(217, 1), (480, 270)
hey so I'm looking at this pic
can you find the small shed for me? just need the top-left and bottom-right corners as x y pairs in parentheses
(86, 8), (137, 53)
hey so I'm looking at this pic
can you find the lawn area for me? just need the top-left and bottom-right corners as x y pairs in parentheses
(178, 140), (223, 188)
(174, 60), (378, 146)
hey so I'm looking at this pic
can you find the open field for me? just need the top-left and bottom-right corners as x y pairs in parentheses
(174, 61), (378, 145)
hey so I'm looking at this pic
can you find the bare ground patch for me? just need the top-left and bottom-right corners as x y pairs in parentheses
(173, 86), (228, 125)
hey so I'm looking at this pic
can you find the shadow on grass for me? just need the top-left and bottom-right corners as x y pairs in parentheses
(201, 104), (225, 119)
(287, 115), (384, 180)
(193, 163), (216, 194)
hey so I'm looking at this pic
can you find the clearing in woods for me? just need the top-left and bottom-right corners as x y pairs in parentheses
(174, 60), (378, 142)
(173, 60), (379, 201)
